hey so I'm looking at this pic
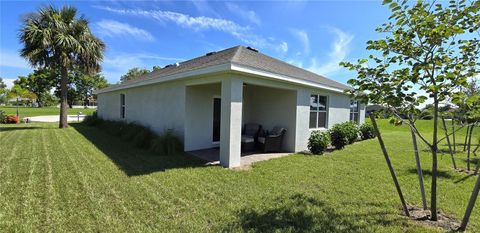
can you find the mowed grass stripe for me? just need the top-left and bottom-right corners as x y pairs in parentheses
(0, 130), (28, 231)
(0, 130), (25, 174)
(20, 128), (49, 232)
(61, 127), (140, 232)
(50, 128), (98, 232)
(41, 127), (58, 231)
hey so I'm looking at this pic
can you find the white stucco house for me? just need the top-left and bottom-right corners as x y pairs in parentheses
(95, 45), (365, 168)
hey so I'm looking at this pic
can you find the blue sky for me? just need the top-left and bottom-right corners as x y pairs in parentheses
(0, 0), (391, 88)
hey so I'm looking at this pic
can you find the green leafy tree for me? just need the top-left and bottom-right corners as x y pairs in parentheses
(7, 84), (37, 116)
(0, 78), (7, 104)
(73, 72), (109, 106)
(341, 0), (479, 222)
(15, 68), (57, 107)
(19, 5), (105, 128)
(120, 67), (150, 83)
(152, 65), (162, 71)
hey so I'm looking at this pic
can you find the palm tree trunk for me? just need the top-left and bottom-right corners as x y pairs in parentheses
(370, 115), (410, 216)
(430, 96), (439, 221)
(59, 67), (69, 128)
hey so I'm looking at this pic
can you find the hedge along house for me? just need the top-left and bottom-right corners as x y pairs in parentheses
(95, 45), (365, 168)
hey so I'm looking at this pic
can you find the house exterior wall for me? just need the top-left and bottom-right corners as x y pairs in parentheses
(184, 83), (221, 151)
(97, 81), (186, 139)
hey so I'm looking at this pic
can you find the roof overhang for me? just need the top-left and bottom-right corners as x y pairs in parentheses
(94, 62), (348, 94)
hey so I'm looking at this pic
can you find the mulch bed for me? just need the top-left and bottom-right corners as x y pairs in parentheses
(403, 205), (461, 232)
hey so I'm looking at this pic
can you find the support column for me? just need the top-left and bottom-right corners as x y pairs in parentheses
(220, 77), (243, 168)
(294, 89), (310, 152)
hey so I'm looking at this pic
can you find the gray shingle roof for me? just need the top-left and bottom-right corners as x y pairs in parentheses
(98, 45), (351, 93)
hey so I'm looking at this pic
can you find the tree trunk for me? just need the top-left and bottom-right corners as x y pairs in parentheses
(16, 97), (19, 117)
(59, 67), (69, 128)
(430, 96), (439, 221)
(452, 119), (456, 152)
(370, 115), (410, 216)
(410, 124), (427, 210)
(459, 171), (480, 231)
(442, 117), (457, 169)
(467, 126), (474, 171)
(464, 125), (470, 152)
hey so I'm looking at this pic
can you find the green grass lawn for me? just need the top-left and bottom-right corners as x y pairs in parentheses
(0, 120), (478, 232)
(0, 106), (96, 117)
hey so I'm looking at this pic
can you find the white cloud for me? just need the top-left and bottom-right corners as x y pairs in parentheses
(95, 19), (155, 41)
(278, 42), (288, 53)
(0, 50), (30, 69)
(96, 6), (250, 35)
(225, 3), (261, 25)
(101, 52), (184, 82)
(307, 28), (353, 76)
(291, 29), (310, 54)
(95, 6), (284, 51)
(2, 78), (16, 89)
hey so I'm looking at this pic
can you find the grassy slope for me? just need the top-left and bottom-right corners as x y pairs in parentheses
(0, 120), (478, 232)
(0, 106), (96, 117)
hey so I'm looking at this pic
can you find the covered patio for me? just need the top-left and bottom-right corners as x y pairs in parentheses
(184, 76), (308, 168)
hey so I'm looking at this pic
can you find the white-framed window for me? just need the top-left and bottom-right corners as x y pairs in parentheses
(120, 94), (126, 119)
(350, 100), (359, 122)
(310, 94), (328, 129)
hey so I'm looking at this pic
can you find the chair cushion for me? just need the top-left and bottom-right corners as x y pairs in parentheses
(271, 127), (285, 136)
(258, 137), (265, 144)
(244, 123), (260, 136)
(241, 135), (254, 143)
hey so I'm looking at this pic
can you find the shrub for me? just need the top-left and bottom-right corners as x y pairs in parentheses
(82, 116), (183, 155)
(343, 121), (359, 144)
(151, 129), (183, 156)
(132, 128), (154, 149)
(329, 121), (359, 149)
(121, 123), (145, 141)
(359, 123), (376, 140)
(0, 110), (5, 123)
(308, 131), (330, 154)
(4, 115), (20, 124)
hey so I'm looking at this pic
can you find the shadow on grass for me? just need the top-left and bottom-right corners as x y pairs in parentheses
(0, 125), (49, 131)
(225, 194), (403, 232)
(71, 123), (206, 176)
(406, 168), (453, 179)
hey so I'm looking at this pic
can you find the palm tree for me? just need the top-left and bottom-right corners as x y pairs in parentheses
(19, 5), (105, 128)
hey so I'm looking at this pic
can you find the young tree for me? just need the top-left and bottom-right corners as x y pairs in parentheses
(120, 67), (150, 83)
(341, 0), (479, 221)
(7, 85), (36, 116)
(19, 5), (105, 128)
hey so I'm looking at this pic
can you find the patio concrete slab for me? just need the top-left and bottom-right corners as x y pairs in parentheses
(189, 147), (291, 168)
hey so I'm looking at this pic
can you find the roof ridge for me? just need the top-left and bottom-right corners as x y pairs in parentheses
(229, 45), (243, 63)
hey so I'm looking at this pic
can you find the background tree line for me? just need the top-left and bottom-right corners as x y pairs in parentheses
(0, 67), (108, 108)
